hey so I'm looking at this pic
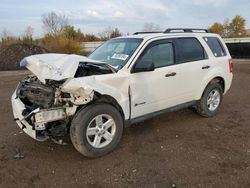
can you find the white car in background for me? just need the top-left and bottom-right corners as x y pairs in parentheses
(11, 28), (233, 157)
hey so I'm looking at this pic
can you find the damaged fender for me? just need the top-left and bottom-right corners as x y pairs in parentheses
(61, 72), (130, 119)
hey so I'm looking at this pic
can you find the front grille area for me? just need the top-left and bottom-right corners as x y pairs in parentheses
(17, 81), (55, 109)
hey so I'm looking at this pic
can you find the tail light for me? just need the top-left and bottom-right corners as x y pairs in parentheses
(229, 59), (233, 73)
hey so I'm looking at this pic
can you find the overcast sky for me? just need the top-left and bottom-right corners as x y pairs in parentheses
(0, 0), (249, 37)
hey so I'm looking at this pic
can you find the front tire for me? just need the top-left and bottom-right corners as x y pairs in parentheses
(70, 103), (123, 158)
(196, 82), (223, 117)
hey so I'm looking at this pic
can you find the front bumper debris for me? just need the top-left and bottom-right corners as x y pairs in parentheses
(11, 90), (76, 141)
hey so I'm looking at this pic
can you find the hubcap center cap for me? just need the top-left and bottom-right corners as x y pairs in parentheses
(99, 128), (105, 134)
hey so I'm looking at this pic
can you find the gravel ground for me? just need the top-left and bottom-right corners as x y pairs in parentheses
(0, 60), (250, 188)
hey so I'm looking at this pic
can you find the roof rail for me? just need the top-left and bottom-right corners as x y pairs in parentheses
(164, 28), (208, 33)
(133, 31), (162, 35)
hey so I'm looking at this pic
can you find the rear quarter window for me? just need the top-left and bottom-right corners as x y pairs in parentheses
(203, 37), (226, 57)
(174, 38), (206, 64)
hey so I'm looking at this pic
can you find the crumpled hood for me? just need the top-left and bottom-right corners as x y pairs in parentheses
(20, 53), (101, 83)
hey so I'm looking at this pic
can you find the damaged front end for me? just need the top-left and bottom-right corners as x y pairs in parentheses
(11, 53), (119, 141)
(12, 75), (92, 141)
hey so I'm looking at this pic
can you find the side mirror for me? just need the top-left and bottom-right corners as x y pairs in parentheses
(131, 60), (155, 73)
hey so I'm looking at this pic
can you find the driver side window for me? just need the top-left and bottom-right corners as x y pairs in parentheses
(140, 42), (174, 68)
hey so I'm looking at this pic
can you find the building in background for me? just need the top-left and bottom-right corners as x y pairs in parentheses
(81, 42), (104, 54)
(246, 29), (250, 36)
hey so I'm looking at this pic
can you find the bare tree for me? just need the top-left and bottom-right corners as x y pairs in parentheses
(23, 26), (34, 39)
(98, 26), (113, 40)
(42, 12), (68, 35)
(98, 27), (122, 40)
(0, 28), (17, 47)
(223, 18), (231, 37)
(1, 28), (13, 39)
(142, 23), (161, 32)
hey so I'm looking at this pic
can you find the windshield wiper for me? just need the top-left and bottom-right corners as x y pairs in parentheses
(104, 64), (118, 73)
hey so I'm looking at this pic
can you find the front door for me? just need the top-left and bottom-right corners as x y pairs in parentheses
(129, 39), (180, 118)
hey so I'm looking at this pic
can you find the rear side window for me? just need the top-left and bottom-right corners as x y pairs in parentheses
(174, 38), (206, 63)
(203, 37), (226, 57)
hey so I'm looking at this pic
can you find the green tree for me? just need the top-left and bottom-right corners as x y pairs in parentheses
(75, 29), (85, 42)
(208, 15), (247, 38)
(208, 22), (224, 36)
(84, 34), (100, 42)
(64, 25), (77, 39)
(110, 28), (122, 38)
(228, 15), (246, 38)
(99, 27), (122, 40)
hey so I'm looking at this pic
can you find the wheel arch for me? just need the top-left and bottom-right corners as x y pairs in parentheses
(72, 92), (126, 129)
(209, 77), (225, 92)
(92, 92), (125, 120)
(196, 76), (225, 100)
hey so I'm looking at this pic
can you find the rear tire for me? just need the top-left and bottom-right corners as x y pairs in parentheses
(196, 82), (223, 117)
(70, 103), (123, 158)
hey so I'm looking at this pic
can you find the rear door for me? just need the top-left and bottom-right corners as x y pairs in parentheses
(172, 37), (210, 102)
(202, 36), (233, 92)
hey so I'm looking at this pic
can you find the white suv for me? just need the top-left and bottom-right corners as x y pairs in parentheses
(11, 28), (233, 157)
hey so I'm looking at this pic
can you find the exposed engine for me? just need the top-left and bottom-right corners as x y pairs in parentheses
(75, 62), (114, 77)
(17, 76), (55, 109)
(16, 63), (112, 110)
(16, 76), (74, 138)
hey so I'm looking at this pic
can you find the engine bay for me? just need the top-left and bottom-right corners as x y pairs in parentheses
(17, 77), (55, 109)
(74, 62), (114, 77)
(16, 62), (114, 111)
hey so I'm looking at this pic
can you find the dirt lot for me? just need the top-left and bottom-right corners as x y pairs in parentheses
(0, 60), (250, 188)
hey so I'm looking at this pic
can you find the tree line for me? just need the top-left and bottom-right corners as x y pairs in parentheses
(0, 12), (248, 55)
(208, 15), (249, 38)
(0, 12), (124, 55)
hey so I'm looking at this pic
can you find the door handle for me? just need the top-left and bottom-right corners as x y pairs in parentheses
(202, 65), (210, 69)
(165, 72), (176, 77)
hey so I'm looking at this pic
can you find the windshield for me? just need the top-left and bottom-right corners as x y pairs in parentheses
(88, 38), (143, 70)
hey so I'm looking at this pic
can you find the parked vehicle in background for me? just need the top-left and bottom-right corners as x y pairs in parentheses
(11, 28), (233, 157)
